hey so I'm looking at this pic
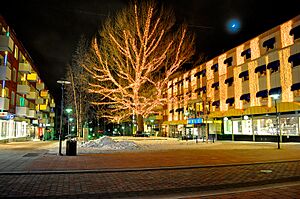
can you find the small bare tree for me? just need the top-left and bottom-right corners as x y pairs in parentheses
(65, 36), (91, 138)
(82, 1), (195, 131)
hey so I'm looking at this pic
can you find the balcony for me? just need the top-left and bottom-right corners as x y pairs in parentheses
(0, 65), (11, 80)
(27, 73), (38, 82)
(242, 80), (249, 94)
(16, 106), (29, 117)
(17, 84), (30, 94)
(258, 75), (267, 91)
(35, 97), (44, 105)
(0, 97), (9, 111)
(36, 82), (44, 91)
(270, 72), (280, 89)
(49, 112), (55, 117)
(26, 91), (38, 100)
(28, 109), (37, 118)
(40, 90), (48, 98)
(40, 104), (50, 112)
(19, 62), (32, 74)
(0, 35), (14, 53)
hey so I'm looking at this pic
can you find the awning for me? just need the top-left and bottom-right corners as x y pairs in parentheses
(168, 120), (188, 125)
(290, 25), (300, 40)
(226, 97), (235, 104)
(223, 108), (244, 117)
(291, 82), (300, 91)
(256, 90), (268, 98)
(212, 82), (219, 88)
(200, 69), (206, 76)
(185, 77), (191, 81)
(212, 100), (220, 106)
(262, 37), (275, 50)
(244, 106), (269, 115)
(267, 60), (280, 70)
(169, 109), (174, 113)
(224, 57), (233, 66)
(240, 93), (250, 101)
(194, 87), (201, 93)
(225, 77), (234, 84)
(211, 63), (218, 71)
(269, 87), (282, 96)
(269, 102), (300, 113)
(209, 111), (223, 118)
(255, 64), (266, 73)
(239, 70), (249, 78)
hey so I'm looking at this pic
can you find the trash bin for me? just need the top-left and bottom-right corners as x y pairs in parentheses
(66, 140), (77, 156)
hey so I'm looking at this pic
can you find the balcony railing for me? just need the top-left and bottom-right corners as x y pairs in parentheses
(0, 97), (10, 111)
(26, 91), (38, 100)
(17, 84), (30, 94)
(36, 82), (44, 91)
(40, 90), (48, 98)
(40, 104), (50, 112)
(0, 65), (11, 80)
(16, 106), (29, 117)
(28, 109), (37, 118)
(27, 73), (38, 82)
(18, 62), (32, 74)
(0, 35), (14, 53)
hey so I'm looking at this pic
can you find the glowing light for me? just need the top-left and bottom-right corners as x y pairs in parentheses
(248, 61), (260, 106)
(280, 20), (293, 48)
(226, 18), (241, 34)
(218, 54), (227, 111)
(279, 48), (293, 102)
(233, 66), (242, 109)
(236, 45), (245, 66)
(250, 37), (260, 60)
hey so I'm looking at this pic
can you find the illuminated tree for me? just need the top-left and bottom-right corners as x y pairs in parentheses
(82, 1), (195, 131)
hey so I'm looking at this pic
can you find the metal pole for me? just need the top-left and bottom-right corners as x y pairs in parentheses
(59, 83), (64, 155)
(275, 99), (280, 149)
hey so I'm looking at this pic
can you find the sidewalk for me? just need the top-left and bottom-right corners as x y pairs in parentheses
(0, 139), (300, 198)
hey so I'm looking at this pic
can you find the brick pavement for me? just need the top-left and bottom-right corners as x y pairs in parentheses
(1, 140), (300, 198)
(1, 160), (300, 198)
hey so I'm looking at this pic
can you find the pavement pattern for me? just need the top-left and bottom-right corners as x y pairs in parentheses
(0, 139), (300, 198)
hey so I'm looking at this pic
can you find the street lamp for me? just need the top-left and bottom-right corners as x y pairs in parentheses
(150, 119), (154, 136)
(270, 93), (280, 149)
(57, 80), (71, 155)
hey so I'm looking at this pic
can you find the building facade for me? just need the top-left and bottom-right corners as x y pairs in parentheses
(164, 15), (300, 142)
(0, 16), (55, 142)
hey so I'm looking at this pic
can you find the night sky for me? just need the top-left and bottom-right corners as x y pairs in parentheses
(0, 0), (299, 103)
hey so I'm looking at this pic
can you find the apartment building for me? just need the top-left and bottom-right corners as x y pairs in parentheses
(164, 15), (300, 142)
(0, 16), (55, 142)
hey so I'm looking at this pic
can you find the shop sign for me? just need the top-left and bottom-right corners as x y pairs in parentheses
(188, 118), (203, 124)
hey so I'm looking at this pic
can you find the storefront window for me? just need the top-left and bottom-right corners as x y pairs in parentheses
(280, 116), (299, 136)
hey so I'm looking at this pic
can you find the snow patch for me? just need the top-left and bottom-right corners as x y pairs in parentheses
(80, 136), (140, 151)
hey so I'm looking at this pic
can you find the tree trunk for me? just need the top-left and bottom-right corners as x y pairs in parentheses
(137, 114), (144, 132)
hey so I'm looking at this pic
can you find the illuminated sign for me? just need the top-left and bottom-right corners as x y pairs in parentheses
(188, 118), (203, 124)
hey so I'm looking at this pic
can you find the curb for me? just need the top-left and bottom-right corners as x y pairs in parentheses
(0, 159), (299, 175)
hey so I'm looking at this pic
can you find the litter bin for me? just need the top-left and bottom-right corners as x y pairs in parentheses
(66, 139), (77, 156)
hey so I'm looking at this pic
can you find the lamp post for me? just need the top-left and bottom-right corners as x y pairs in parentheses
(270, 93), (280, 149)
(150, 119), (154, 136)
(57, 80), (71, 155)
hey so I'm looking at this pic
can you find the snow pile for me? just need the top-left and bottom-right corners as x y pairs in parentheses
(80, 136), (140, 151)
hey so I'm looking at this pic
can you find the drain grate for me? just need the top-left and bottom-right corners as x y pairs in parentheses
(23, 153), (40, 157)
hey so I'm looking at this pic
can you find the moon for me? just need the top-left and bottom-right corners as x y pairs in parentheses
(226, 18), (241, 34)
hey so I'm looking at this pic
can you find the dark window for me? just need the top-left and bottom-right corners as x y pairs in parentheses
(212, 82), (219, 90)
(212, 100), (220, 107)
(240, 93), (250, 102)
(267, 60), (280, 73)
(269, 87), (282, 96)
(226, 97), (235, 106)
(211, 64), (218, 72)
(262, 37), (276, 51)
(224, 57), (233, 67)
(291, 83), (300, 91)
(239, 70), (249, 81)
(290, 25), (300, 40)
(256, 90), (268, 98)
(241, 48), (251, 59)
(288, 53), (300, 67)
(225, 77), (234, 87)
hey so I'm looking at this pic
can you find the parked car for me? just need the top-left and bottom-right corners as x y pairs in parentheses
(134, 131), (150, 137)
